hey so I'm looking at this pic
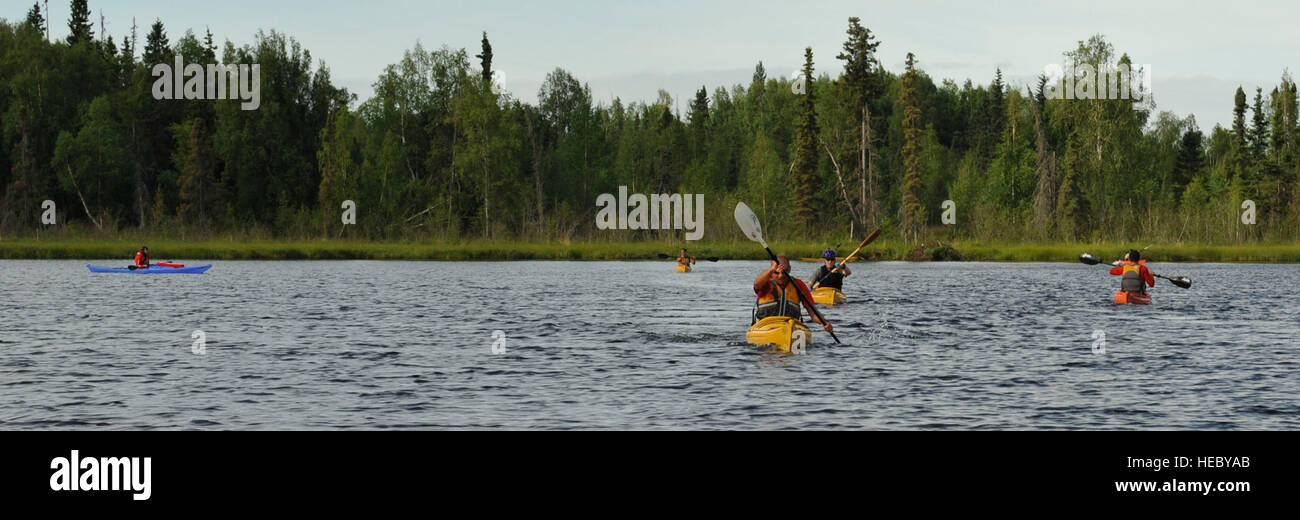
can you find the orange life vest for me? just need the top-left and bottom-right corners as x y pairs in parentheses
(754, 278), (804, 322)
(1120, 260), (1147, 293)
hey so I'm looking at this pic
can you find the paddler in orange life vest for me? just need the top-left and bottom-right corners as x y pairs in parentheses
(1110, 249), (1153, 294)
(676, 248), (696, 268)
(134, 246), (151, 268)
(753, 255), (833, 333)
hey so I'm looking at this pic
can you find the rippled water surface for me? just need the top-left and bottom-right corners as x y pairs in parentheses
(2, 259), (1298, 430)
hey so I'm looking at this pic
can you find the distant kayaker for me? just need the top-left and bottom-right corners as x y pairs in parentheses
(1110, 249), (1153, 294)
(810, 248), (851, 289)
(753, 255), (833, 333)
(134, 246), (151, 268)
(676, 248), (696, 267)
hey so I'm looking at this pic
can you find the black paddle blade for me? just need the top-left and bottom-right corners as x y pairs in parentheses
(1168, 276), (1192, 289)
(657, 253), (670, 259)
(704, 257), (720, 262)
(1079, 253), (1103, 265)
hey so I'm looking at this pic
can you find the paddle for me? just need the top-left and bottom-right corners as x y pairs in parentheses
(811, 228), (882, 290)
(1079, 253), (1192, 288)
(734, 202), (841, 344)
(656, 253), (719, 262)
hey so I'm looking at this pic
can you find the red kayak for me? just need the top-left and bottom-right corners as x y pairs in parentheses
(1113, 289), (1151, 305)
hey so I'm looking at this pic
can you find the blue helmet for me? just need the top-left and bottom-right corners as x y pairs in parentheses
(823, 249), (836, 259)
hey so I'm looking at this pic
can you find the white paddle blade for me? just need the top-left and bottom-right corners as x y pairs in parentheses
(734, 202), (768, 248)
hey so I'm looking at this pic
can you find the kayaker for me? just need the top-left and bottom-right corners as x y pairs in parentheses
(676, 248), (696, 268)
(810, 248), (851, 289)
(753, 255), (833, 333)
(1110, 249), (1153, 294)
(134, 246), (151, 268)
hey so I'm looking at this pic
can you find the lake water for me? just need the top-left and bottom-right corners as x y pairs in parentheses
(1, 259), (1297, 430)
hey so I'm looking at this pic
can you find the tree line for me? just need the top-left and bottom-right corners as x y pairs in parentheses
(3, 4), (1298, 243)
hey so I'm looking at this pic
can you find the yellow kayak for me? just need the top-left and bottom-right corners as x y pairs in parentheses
(675, 264), (692, 273)
(745, 316), (812, 353)
(812, 287), (846, 306)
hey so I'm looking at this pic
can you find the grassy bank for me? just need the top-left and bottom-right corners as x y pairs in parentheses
(3, 237), (1300, 262)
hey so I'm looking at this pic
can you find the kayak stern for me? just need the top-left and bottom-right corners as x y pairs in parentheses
(1113, 289), (1151, 305)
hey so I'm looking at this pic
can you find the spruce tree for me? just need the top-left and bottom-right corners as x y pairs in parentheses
(987, 68), (1006, 153)
(203, 27), (217, 62)
(143, 20), (169, 65)
(66, 0), (93, 45)
(1232, 86), (1248, 179)
(835, 16), (882, 227)
(899, 52), (924, 241)
(688, 86), (709, 128)
(791, 47), (819, 228)
(476, 31), (493, 83)
(24, 2), (45, 34)
(835, 17), (881, 121)
(1173, 122), (1203, 196)
(1249, 87), (1270, 162)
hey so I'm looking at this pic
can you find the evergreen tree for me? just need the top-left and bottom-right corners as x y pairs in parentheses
(203, 27), (217, 62)
(142, 19), (168, 65)
(791, 47), (819, 227)
(1173, 121), (1203, 196)
(750, 61), (766, 99)
(835, 16), (882, 227)
(899, 52), (924, 241)
(24, 2), (45, 35)
(688, 85), (709, 128)
(66, 0), (93, 45)
(836, 16), (881, 119)
(1249, 87), (1270, 162)
(476, 31), (493, 83)
(1232, 86), (1248, 171)
(983, 68), (1006, 157)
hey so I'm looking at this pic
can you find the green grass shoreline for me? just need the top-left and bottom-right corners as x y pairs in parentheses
(3, 238), (1300, 262)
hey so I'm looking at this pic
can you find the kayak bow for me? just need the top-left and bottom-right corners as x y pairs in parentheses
(746, 316), (812, 353)
(812, 286), (846, 306)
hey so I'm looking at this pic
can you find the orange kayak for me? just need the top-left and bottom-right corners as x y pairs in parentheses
(1113, 290), (1151, 305)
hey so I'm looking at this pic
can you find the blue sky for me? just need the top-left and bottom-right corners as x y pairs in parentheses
(18, 0), (1298, 130)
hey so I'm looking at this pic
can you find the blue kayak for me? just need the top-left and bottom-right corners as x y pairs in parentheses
(88, 264), (212, 274)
